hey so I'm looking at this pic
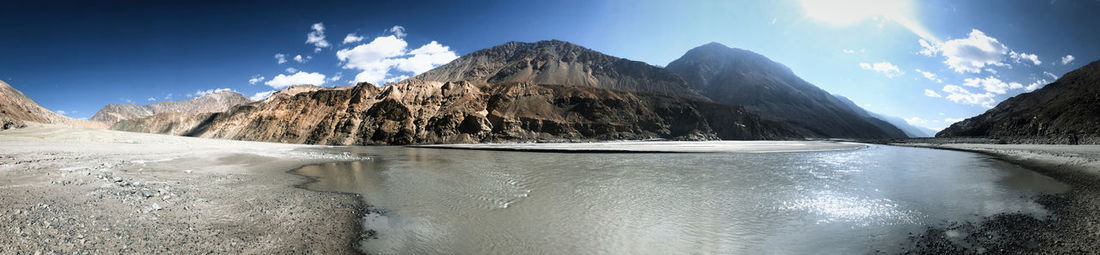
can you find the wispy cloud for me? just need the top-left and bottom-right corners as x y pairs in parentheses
(306, 23), (330, 51)
(859, 62), (903, 78)
(1061, 54), (1075, 65)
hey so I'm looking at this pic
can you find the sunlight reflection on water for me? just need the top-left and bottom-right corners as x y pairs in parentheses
(294, 144), (1069, 254)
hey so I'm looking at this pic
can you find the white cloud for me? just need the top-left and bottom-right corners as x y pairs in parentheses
(293, 54), (311, 63)
(396, 41), (460, 74)
(285, 67), (298, 73)
(248, 75), (265, 85)
(190, 88), (234, 98)
(921, 29), (1009, 74)
(329, 72), (342, 81)
(1009, 51), (1041, 65)
(904, 117), (930, 126)
(163, 93), (173, 100)
(1043, 71), (1058, 80)
(961, 76), (1013, 94)
(336, 33), (458, 85)
(147, 97), (156, 102)
(55, 110), (67, 115)
(274, 53), (287, 64)
(944, 117), (965, 123)
(389, 25), (406, 38)
(914, 69), (942, 83)
(942, 84), (996, 108)
(924, 89), (942, 98)
(859, 62), (903, 78)
(265, 71), (326, 89)
(250, 90), (276, 101)
(306, 23), (330, 50)
(841, 48), (864, 54)
(343, 33), (364, 44)
(1061, 55), (1075, 65)
(1025, 79), (1049, 91)
(918, 39), (938, 56)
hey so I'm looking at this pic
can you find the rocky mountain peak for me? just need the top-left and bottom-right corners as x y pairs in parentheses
(412, 40), (707, 101)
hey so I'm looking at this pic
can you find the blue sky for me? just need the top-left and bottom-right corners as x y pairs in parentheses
(2, 0), (1097, 130)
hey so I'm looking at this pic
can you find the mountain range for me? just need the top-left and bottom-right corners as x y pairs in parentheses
(90, 90), (251, 125)
(4, 40), (947, 144)
(665, 42), (907, 139)
(0, 80), (104, 129)
(938, 60), (1100, 142)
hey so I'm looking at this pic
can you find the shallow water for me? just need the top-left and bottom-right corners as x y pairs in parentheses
(294, 144), (1068, 254)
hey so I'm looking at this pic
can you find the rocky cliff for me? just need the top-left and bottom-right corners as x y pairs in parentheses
(938, 60), (1100, 142)
(665, 42), (907, 139)
(412, 40), (708, 101)
(114, 81), (799, 145)
(91, 90), (250, 125)
(0, 80), (104, 129)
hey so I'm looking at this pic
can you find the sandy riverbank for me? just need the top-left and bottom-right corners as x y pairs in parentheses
(891, 142), (1100, 254)
(0, 123), (366, 254)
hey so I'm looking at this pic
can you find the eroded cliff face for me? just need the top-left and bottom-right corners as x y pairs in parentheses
(113, 81), (799, 145)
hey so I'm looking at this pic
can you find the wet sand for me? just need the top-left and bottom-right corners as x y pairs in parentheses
(892, 143), (1100, 254)
(0, 123), (366, 254)
(413, 140), (866, 153)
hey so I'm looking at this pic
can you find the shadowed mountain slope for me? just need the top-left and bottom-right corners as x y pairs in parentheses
(938, 60), (1100, 142)
(665, 42), (907, 139)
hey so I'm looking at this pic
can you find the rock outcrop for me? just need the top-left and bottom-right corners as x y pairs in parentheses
(114, 81), (799, 145)
(0, 80), (104, 129)
(938, 60), (1100, 142)
(665, 42), (907, 139)
(91, 90), (250, 125)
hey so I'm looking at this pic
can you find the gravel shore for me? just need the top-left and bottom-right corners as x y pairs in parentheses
(0, 123), (367, 254)
(892, 143), (1100, 254)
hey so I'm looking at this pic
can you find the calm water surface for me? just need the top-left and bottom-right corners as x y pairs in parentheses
(294, 144), (1068, 254)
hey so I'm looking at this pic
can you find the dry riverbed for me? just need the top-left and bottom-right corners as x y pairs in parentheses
(0, 123), (367, 254)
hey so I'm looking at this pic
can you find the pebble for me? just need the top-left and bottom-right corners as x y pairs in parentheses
(112, 177), (122, 182)
(152, 203), (162, 210)
(140, 189), (155, 198)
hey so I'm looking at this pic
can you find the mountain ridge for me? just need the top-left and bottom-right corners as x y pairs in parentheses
(937, 60), (1100, 142)
(0, 80), (105, 129)
(665, 42), (908, 139)
(90, 90), (251, 125)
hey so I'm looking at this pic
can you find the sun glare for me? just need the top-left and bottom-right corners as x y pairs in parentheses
(798, 0), (936, 42)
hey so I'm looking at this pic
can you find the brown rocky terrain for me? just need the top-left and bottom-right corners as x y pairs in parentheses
(90, 90), (251, 125)
(113, 80), (799, 145)
(938, 60), (1100, 143)
(0, 80), (104, 129)
(412, 40), (709, 101)
(665, 42), (907, 139)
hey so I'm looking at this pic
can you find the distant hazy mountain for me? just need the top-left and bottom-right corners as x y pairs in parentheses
(829, 94), (930, 138)
(938, 60), (1100, 140)
(0, 80), (104, 128)
(90, 90), (250, 125)
(413, 40), (708, 101)
(665, 42), (907, 139)
(113, 81), (799, 145)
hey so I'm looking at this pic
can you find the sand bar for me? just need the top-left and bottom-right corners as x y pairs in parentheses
(0, 123), (364, 254)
